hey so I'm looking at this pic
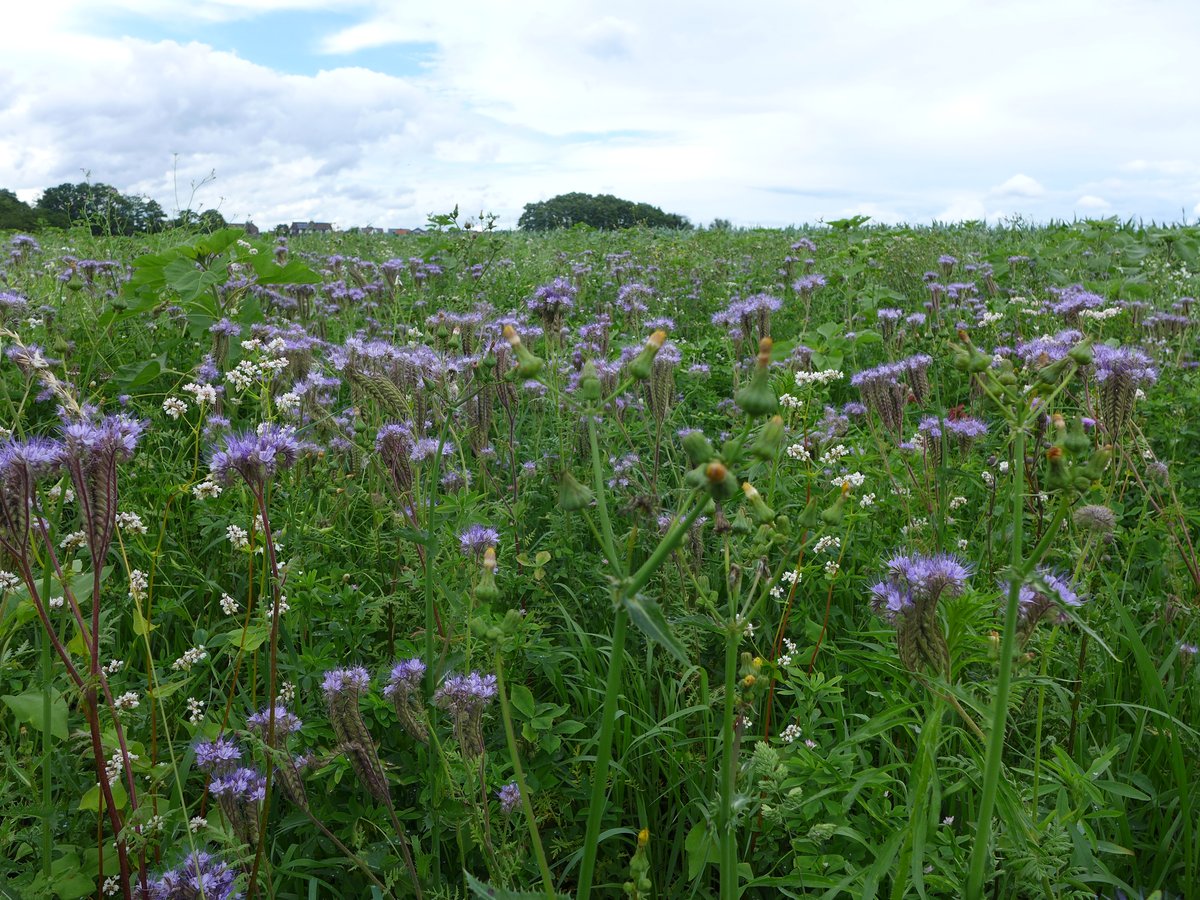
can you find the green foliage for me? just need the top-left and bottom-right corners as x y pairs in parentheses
(1, 219), (1198, 899)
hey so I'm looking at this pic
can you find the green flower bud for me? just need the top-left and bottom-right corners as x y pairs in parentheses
(750, 415), (785, 462)
(558, 469), (594, 511)
(1044, 446), (1070, 492)
(706, 461), (738, 502)
(741, 482), (775, 524)
(1064, 417), (1091, 459)
(628, 330), (666, 381)
(579, 360), (602, 401)
(682, 430), (715, 467)
(735, 337), (778, 417)
(1068, 341), (1094, 366)
(504, 325), (543, 379)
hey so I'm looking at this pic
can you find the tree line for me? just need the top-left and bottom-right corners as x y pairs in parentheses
(0, 182), (228, 235)
(518, 192), (691, 231)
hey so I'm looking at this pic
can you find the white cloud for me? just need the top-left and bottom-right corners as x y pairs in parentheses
(3, 1), (1200, 226)
(1076, 194), (1110, 209)
(992, 174), (1045, 199)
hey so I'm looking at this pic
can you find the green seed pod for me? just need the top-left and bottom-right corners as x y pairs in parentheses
(579, 360), (603, 401)
(1068, 341), (1094, 366)
(558, 470), (594, 511)
(706, 461), (738, 502)
(1044, 446), (1070, 492)
(504, 325), (543, 379)
(628, 330), (666, 381)
(735, 338), (779, 417)
(682, 430), (715, 467)
(741, 482), (776, 524)
(750, 415), (786, 462)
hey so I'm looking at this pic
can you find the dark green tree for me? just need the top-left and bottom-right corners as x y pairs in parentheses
(197, 209), (227, 232)
(0, 189), (37, 231)
(34, 182), (165, 235)
(518, 192), (690, 231)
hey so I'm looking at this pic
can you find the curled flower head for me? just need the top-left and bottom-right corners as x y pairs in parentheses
(210, 424), (302, 488)
(433, 671), (498, 712)
(383, 658), (426, 699)
(321, 666), (371, 698)
(195, 736), (242, 775)
(246, 705), (303, 738)
(150, 850), (240, 900)
(459, 524), (500, 558)
(873, 551), (971, 674)
(496, 781), (521, 815)
(1013, 567), (1086, 639)
(209, 767), (267, 803)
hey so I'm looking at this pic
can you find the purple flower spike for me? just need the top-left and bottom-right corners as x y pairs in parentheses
(210, 424), (303, 488)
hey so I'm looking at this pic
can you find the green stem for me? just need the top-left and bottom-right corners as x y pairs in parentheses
(495, 654), (556, 898)
(586, 416), (621, 567)
(966, 421), (1025, 898)
(575, 605), (629, 900)
(40, 561), (53, 882)
(718, 622), (739, 900)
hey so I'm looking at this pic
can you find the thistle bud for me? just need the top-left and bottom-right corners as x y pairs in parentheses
(558, 469), (594, 511)
(1068, 341), (1094, 366)
(579, 360), (603, 401)
(503, 325), (543, 379)
(681, 430), (716, 467)
(734, 337), (778, 417)
(1063, 417), (1091, 459)
(628, 329), (666, 381)
(741, 481), (776, 524)
(475, 546), (500, 603)
(749, 415), (785, 462)
(1079, 445), (1112, 481)
(705, 461), (738, 502)
(819, 482), (850, 525)
(1044, 446), (1070, 492)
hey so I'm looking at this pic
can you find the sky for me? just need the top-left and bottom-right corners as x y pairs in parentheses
(3, 0), (1200, 230)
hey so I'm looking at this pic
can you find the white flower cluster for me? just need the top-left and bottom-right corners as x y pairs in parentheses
(220, 593), (239, 616)
(114, 692), (140, 711)
(46, 483), (75, 503)
(779, 393), (803, 409)
(794, 369), (843, 386)
(949, 496), (969, 510)
(276, 391), (301, 413)
(781, 569), (801, 585)
(227, 524), (249, 549)
(183, 382), (218, 405)
(786, 442), (811, 461)
(186, 697), (205, 725)
(128, 569), (148, 602)
(265, 595), (290, 619)
(819, 444), (850, 464)
(814, 535), (840, 554)
(226, 338), (289, 393)
(48, 595), (65, 609)
(830, 472), (865, 489)
(59, 530), (88, 553)
(780, 723), (802, 744)
(0, 571), (20, 591)
(192, 477), (223, 500)
(1079, 307), (1122, 321)
(116, 511), (147, 534)
(823, 560), (840, 578)
(102, 659), (124, 676)
(172, 645), (208, 671)
(859, 492), (877, 508)
(162, 397), (188, 420)
(979, 311), (1004, 326)
(104, 748), (135, 783)
(777, 637), (798, 667)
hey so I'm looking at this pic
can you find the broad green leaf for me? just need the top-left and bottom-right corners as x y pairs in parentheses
(510, 684), (536, 718)
(78, 780), (128, 812)
(1, 688), (68, 740)
(620, 594), (689, 665)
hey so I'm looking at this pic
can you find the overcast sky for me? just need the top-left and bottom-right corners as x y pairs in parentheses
(3, 0), (1199, 229)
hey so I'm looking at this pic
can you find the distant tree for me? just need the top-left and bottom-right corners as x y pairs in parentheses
(197, 209), (227, 232)
(518, 192), (691, 231)
(35, 182), (166, 235)
(709, 218), (733, 231)
(0, 189), (37, 231)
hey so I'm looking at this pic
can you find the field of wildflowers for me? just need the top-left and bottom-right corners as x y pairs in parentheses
(0, 217), (1198, 898)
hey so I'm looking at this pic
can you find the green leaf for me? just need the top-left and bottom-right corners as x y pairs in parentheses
(131, 604), (155, 636)
(464, 872), (570, 899)
(111, 355), (167, 390)
(621, 593), (690, 665)
(1, 689), (68, 740)
(685, 820), (718, 880)
(78, 780), (128, 812)
(510, 684), (535, 718)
